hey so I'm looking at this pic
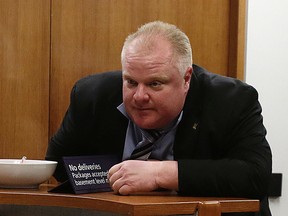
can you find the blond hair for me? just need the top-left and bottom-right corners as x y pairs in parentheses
(121, 21), (193, 76)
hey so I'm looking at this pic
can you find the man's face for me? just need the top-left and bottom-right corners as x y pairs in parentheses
(122, 37), (192, 129)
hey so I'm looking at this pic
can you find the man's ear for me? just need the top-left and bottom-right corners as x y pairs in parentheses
(184, 66), (193, 89)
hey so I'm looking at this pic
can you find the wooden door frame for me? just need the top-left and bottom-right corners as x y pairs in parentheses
(228, 0), (247, 80)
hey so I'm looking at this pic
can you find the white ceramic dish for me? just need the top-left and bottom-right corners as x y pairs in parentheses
(0, 159), (57, 189)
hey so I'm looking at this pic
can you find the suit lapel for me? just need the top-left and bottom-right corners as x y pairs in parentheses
(174, 66), (204, 159)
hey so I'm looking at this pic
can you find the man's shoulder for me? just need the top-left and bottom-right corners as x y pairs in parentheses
(74, 70), (122, 93)
(71, 70), (123, 104)
(75, 70), (122, 88)
(192, 64), (256, 97)
(193, 65), (243, 86)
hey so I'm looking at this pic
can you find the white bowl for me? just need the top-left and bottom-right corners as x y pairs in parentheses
(0, 159), (57, 189)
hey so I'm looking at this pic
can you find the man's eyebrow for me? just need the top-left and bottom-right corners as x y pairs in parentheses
(150, 74), (169, 81)
(122, 74), (133, 79)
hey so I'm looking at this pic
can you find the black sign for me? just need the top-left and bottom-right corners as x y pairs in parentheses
(50, 155), (120, 194)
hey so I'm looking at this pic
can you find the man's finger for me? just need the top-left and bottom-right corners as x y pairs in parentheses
(108, 162), (122, 179)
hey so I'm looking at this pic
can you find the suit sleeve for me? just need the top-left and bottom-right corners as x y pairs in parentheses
(45, 71), (125, 182)
(177, 85), (272, 199)
(45, 84), (87, 181)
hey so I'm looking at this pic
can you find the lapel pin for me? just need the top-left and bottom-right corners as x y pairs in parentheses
(193, 122), (198, 130)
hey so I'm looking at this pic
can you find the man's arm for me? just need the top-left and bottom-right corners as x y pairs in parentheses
(177, 85), (272, 199)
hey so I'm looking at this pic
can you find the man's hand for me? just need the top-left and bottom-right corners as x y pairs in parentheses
(108, 160), (178, 195)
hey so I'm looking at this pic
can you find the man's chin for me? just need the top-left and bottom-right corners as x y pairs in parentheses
(133, 119), (159, 130)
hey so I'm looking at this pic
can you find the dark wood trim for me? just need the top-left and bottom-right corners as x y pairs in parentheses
(228, 0), (247, 80)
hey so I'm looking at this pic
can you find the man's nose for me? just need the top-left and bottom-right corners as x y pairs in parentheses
(133, 85), (149, 101)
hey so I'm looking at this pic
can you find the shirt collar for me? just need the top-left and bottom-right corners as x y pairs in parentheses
(117, 103), (129, 118)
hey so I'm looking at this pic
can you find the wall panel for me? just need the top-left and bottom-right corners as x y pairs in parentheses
(0, 0), (50, 159)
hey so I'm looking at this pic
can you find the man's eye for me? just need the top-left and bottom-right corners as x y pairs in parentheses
(127, 79), (137, 86)
(149, 81), (162, 88)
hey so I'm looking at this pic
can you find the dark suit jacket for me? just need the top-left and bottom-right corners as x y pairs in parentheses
(46, 65), (272, 216)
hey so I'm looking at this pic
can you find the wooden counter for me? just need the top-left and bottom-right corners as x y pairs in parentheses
(0, 184), (259, 216)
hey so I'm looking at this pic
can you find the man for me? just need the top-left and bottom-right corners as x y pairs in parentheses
(46, 21), (272, 215)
